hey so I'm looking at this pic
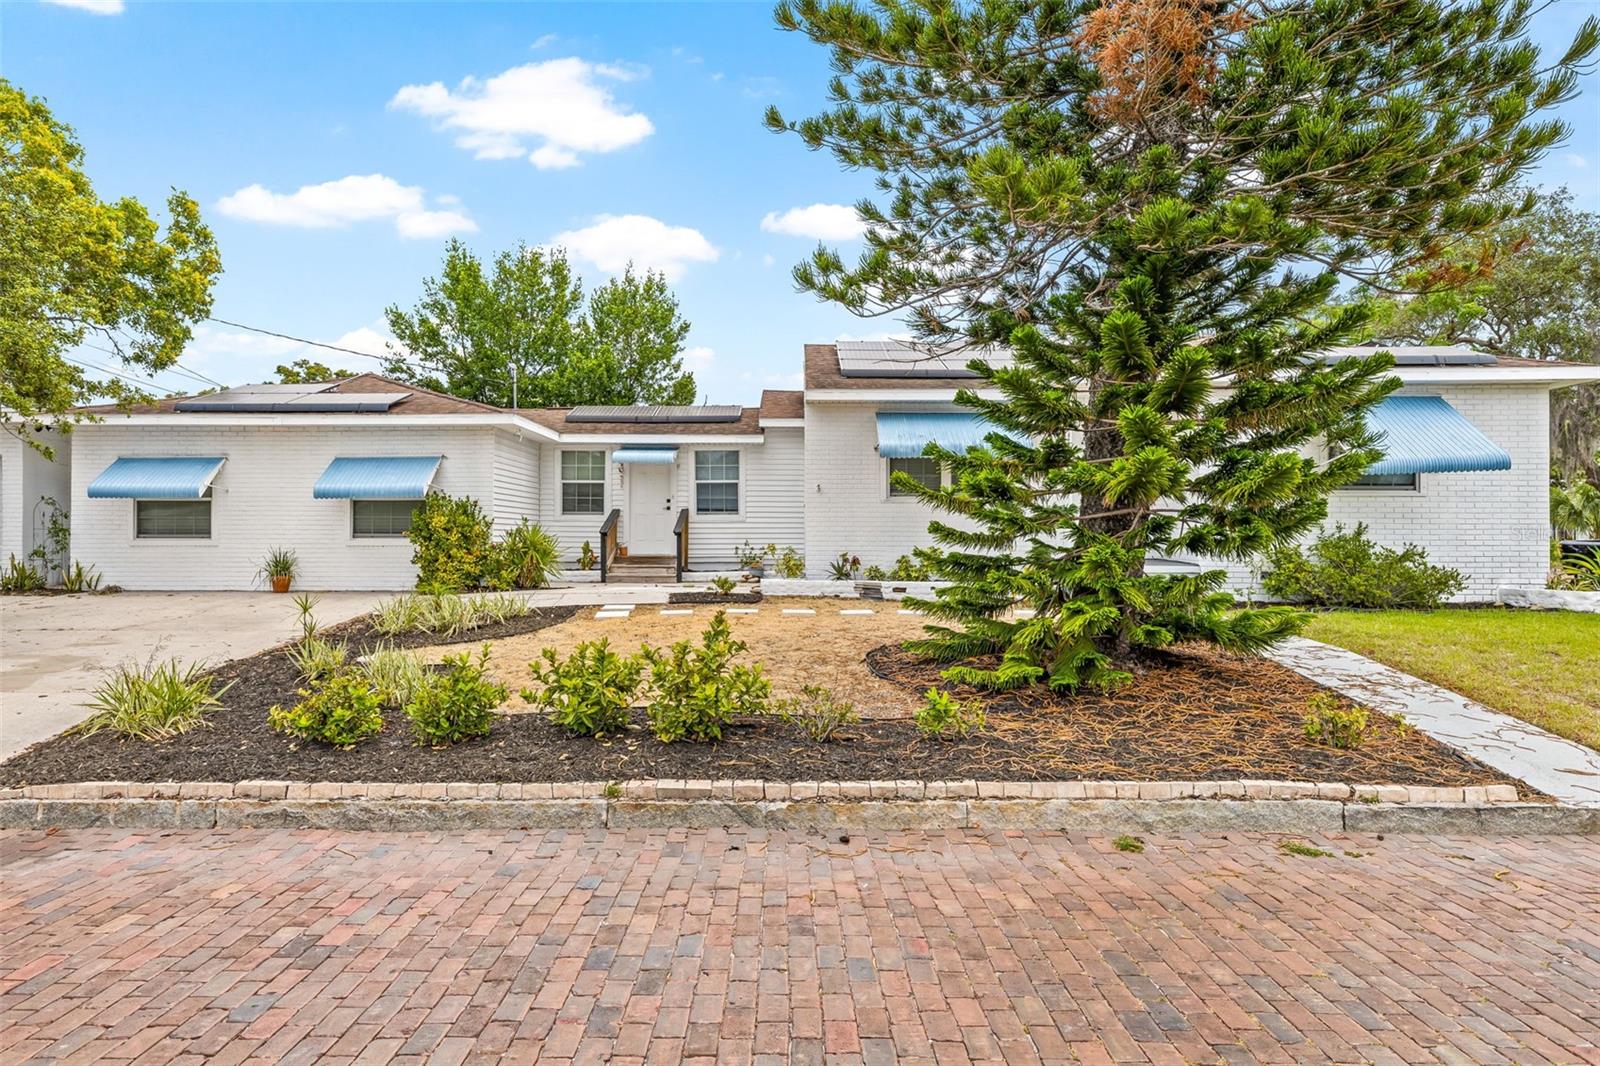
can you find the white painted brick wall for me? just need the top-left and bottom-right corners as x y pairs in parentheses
(0, 430), (71, 570)
(68, 424), (516, 590)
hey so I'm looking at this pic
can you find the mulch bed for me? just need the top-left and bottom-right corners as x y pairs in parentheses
(319, 605), (583, 652)
(668, 591), (762, 604)
(0, 613), (1531, 794)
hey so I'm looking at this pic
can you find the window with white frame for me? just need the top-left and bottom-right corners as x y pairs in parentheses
(561, 450), (607, 514)
(695, 450), (739, 514)
(135, 495), (212, 538)
(888, 456), (941, 496)
(352, 499), (420, 538)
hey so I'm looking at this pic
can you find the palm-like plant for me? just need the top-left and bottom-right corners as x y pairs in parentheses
(1551, 479), (1600, 539)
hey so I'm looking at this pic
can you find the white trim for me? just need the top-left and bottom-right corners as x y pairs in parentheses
(758, 418), (805, 428)
(805, 388), (1003, 403)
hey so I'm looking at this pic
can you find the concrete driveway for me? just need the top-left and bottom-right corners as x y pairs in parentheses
(0, 592), (384, 760)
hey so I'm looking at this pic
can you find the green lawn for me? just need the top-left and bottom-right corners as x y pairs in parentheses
(1301, 610), (1600, 750)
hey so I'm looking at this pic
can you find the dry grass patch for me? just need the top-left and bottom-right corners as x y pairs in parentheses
(447, 598), (930, 719)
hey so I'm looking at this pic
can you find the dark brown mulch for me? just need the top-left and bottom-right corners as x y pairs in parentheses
(318, 604), (582, 652)
(668, 591), (762, 604)
(0, 618), (1532, 794)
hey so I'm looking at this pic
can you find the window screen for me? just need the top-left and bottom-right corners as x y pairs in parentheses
(135, 499), (211, 538)
(352, 499), (420, 537)
(888, 457), (941, 496)
(561, 450), (607, 514)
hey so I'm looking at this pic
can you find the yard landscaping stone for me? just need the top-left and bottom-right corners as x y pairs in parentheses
(1270, 637), (1600, 807)
(5, 827), (1600, 1064)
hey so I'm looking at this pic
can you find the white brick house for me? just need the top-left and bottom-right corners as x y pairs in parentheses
(7, 343), (1595, 596)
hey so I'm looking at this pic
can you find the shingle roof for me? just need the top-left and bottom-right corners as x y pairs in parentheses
(516, 406), (765, 436)
(758, 390), (804, 420)
(74, 373), (501, 416)
(804, 344), (981, 390)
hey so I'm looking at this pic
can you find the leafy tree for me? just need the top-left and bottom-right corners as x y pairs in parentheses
(770, 0), (1595, 691)
(1338, 187), (1600, 482)
(382, 240), (696, 408)
(275, 358), (353, 384)
(1, 79), (221, 453)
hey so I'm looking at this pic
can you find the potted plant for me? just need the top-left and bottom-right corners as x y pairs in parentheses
(735, 540), (766, 578)
(257, 547), (298, 593)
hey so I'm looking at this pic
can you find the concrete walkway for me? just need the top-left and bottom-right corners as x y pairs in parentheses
(1270, 637), (1600, 808)
(3, 828), (1599, 1064)
(0, 592), (383, 760)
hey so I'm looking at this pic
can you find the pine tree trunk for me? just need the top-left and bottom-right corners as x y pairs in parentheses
(1081, 375), (1143, 660)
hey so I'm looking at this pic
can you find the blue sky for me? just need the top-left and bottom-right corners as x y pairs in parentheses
(7, 0), (1598, 404)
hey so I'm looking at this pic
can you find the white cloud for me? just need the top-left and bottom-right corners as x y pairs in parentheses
(551, 214), (718, 280)
(43, 0), (124, 13)
(391, 57), (654, 170)
(216, 174), (476, 239)
(760, 203), (865, 241)
(180, 322), (404, 382)
(761, 253), (776, 268)
(1563, 152), (1589, 169)
(681, 346), (715, 370)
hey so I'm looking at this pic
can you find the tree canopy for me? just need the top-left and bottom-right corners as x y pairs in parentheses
(381, 241), (696, 408)
(1337, 186), (1600, 483)
(771, 0), (1596, 690)
(275, 358), (354, 384)
(1, 79), (221, 451)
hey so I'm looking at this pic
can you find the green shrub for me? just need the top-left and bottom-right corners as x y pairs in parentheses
(578, 540), (598, 571)
(523, 638), (644, 737)
(862, 564), (888, 581)
(888, 553), (934, 582)
(1262, 523), (1465, 608)
(287, 634), (348, 682)
(368, 592), (531, 638)
(369, 595), (427, 637)
(1302, 692), (1370, 749)
(826, 553), (860, 580)
(775, 684), (858, 742)
(1, 554), (44, 593)
(269, 671), (385, 746)
(1556, 553), (1600, 592)
(359, 644), (428, 708)
(773, 546), (805, 579)
(408, 492), (496, 593)
(914, 687), (986, 739)
(709, 575), (737, 596)
(643, 611), (771, 743)
(61, 562), (103, 593)
(403, 645), (506, 746)
(486, 520), (560, 590)
(79, 656), (232, 740)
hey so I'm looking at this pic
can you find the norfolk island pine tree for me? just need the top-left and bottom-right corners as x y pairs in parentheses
(768, 0), (1597, 691)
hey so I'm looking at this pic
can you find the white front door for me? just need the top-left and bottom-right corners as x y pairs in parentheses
(626, 463), (676, 555)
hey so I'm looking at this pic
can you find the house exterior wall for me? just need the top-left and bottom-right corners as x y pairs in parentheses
(68, 423), (516, 590)
(671, 429), (805, 568)
(1210, 383), (1553, 601)
(490, 430), (542, 535)
(0, 429), (72, 572)
(803, 402), (972, 576)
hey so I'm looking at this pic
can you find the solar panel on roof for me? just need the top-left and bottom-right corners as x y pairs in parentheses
(565, 405), (744, 424)
(834, 340), (1012, 379)
(173, 383), (412, 413)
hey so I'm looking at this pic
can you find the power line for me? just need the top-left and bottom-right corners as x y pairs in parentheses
(80, 342), (224, 392)
(205, 316), (413, 367)
(65, 356), (166, 394)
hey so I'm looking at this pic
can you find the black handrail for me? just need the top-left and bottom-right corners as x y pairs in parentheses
(673, 508), (689, 583)
(598, 508), (621, 583)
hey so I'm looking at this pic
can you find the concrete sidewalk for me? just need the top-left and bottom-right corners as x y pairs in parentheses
(0, 591), (382, 760)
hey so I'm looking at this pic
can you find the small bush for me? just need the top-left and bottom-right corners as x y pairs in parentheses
(360, 644), (428, 708)
(1113, 835), (1144, 854)
(487, 520), (560, 590)
(403, 645), (506, 746)
(61, 562), (103, 593)
(826, 553), (861, 581)
(288, 634), (348, 682)
(368, 592), (530, 638)
(775, 684), (859, 742)
(709, 575), (737, 596)
(1302, 692), (1370, 749)
(643, 611), (771, 743)
(915, 687), (986, 739)
(408, 492), (496, 593)
(889, 553), (934, 582)
(1263, 523), (1465, 608)
(862, 564), (887, 581)
(523, 638), (644, 737)
(269, 671), (385, 747)
(1, 554), (44, 593)
(79, 656), (232, 740)
(370, 595), (427, 637)
(774, 546), (806, 579)
(578, 540), (598, 571)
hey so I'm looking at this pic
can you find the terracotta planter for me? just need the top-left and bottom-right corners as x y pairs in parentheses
(618, 546), (629, 558)
(270, 575), (292, 593)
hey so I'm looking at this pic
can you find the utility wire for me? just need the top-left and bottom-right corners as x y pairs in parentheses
(204, 316), (433, 373)
(80, 342), (225, 392)
(65, 356), (167, 394)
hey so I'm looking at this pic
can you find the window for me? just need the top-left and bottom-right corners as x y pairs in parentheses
(561, 450), (606, 514)
(135, 498), (211, 539)
(695, 450), (739, 514)
(352, 499), (420, 538)
(1344, 473), (1419, 490)
(888, 457), (941, 496)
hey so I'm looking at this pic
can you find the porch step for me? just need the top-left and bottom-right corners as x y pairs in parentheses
(607, 555), (679, 584)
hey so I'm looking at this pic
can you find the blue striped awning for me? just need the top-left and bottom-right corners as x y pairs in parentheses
(1366, 396), (1511, 475)
(611, 447), (679, 465)
(87, 457), (225, 499)
(313, 456), (442, 499)
(875, 412), (1002, 458)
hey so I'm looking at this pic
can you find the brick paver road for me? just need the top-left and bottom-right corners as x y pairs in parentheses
(3, 829), (1599, 1065)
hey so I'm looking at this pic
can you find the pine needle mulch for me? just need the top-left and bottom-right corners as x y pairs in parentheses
(866, 643), (1532, 793)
